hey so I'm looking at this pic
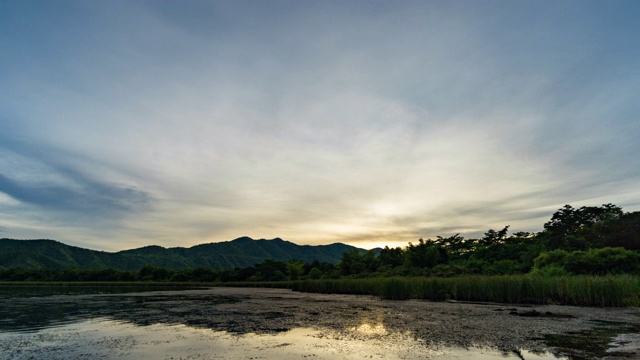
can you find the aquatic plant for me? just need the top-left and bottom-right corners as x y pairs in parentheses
(291, 275), (640, 307)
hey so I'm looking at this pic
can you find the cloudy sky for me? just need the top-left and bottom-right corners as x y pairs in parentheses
(1, 1), (639, 251)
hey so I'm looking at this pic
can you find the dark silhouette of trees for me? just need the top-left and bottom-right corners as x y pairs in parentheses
(1, 204), (638, 281)
(542, 204), (623, 250)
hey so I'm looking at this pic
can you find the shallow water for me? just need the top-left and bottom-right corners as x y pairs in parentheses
(0, 285), (619, 359)
(0, 317), (563, 360)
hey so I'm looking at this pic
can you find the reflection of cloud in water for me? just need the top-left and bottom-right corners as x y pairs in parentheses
(0, 287), (570, 360)
(0, 318), (567, 360)
(0, 318), (433, 360)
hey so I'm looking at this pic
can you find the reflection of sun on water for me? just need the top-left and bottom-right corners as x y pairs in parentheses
(350, 322), (387, 336)
(1, 318), (568, 360)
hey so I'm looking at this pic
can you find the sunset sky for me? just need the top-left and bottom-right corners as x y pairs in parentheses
(1, 1), (639, 251)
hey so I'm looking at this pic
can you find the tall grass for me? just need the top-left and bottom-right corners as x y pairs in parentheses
(17, 276), (634, 307)
(291, 275), (640, 307)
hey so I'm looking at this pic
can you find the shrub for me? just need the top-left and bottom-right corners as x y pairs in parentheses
(530, 265), (570, 277)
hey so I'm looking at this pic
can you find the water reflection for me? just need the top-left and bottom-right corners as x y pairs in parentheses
(0, 285), (205, 333)
(351, 309), (388, 336)
(0, 286), (620, 359)
(0, 284), (198, 299)
(344, 318), (564, 359)
(0, 318), (566, 360)
(351, 322), (388, 336)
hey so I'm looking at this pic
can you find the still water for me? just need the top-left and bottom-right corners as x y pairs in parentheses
(0, 318), (561, 360)
(0, 285), (577, 359)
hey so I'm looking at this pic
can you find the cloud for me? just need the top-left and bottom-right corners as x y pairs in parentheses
(0, 172), (149, 216)
(0, 137), (151, 218)
(1, 1), (639, 250)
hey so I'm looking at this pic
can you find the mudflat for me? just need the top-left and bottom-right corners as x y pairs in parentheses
(1, 286), (639, 359)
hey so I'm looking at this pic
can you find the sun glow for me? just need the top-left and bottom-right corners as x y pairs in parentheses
(350, 322), (388, 336)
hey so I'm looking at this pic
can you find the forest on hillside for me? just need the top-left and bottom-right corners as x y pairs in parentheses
(1, 203), (639, 283)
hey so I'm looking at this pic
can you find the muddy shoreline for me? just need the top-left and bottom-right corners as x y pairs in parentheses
(2, 287), (640, 359)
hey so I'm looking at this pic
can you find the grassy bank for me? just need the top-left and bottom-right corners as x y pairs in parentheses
(3, 275), (639, 307)
(287, 275), (640, 307)
(0, 281), (215, 287)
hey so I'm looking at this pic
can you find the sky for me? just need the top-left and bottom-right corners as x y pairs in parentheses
(1, 0), (639, 251)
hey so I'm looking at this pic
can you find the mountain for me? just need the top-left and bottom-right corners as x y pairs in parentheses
(0, 237), (366, 270)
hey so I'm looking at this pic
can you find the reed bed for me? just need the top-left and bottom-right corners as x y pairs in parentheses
(7, 276), (637, 307)
(0, 281), (212, 287)
(292, 275), (640, 307)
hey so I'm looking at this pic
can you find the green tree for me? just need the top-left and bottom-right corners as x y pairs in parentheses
(138, 264), (172, 281)
(404, 239), (447, 269)
(379, 246), (404, 268)
(542, 204), (623, 250)
(286, 260), (304, 281)
(587, 211), (640, 250)
(434, 234), (471, 260)
(533, 247), (640, 275)
(338, 250), (379, 276)
(308, 267), (323, 279)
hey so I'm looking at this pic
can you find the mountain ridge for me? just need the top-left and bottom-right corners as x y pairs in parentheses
(0, 237), (367, 270)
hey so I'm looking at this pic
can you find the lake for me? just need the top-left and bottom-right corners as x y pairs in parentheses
(1, 285), (637, 359)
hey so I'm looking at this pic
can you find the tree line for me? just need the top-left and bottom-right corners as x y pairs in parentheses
(341, 203), (640, 277)
(0, 259), (338, 282)
(1, 203), (639, 282)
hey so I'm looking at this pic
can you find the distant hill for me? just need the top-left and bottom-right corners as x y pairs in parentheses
(0, 237), (366, 270)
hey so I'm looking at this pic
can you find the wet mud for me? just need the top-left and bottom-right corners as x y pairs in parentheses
(1, 287), (639, 359)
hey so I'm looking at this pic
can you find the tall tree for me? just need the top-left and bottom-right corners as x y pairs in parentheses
(542, 204), (623, 250)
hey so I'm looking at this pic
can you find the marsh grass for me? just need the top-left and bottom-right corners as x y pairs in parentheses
(289, 275), (640, 307)
(11, 276), (637, 307)
(0, 281), (207, 287)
